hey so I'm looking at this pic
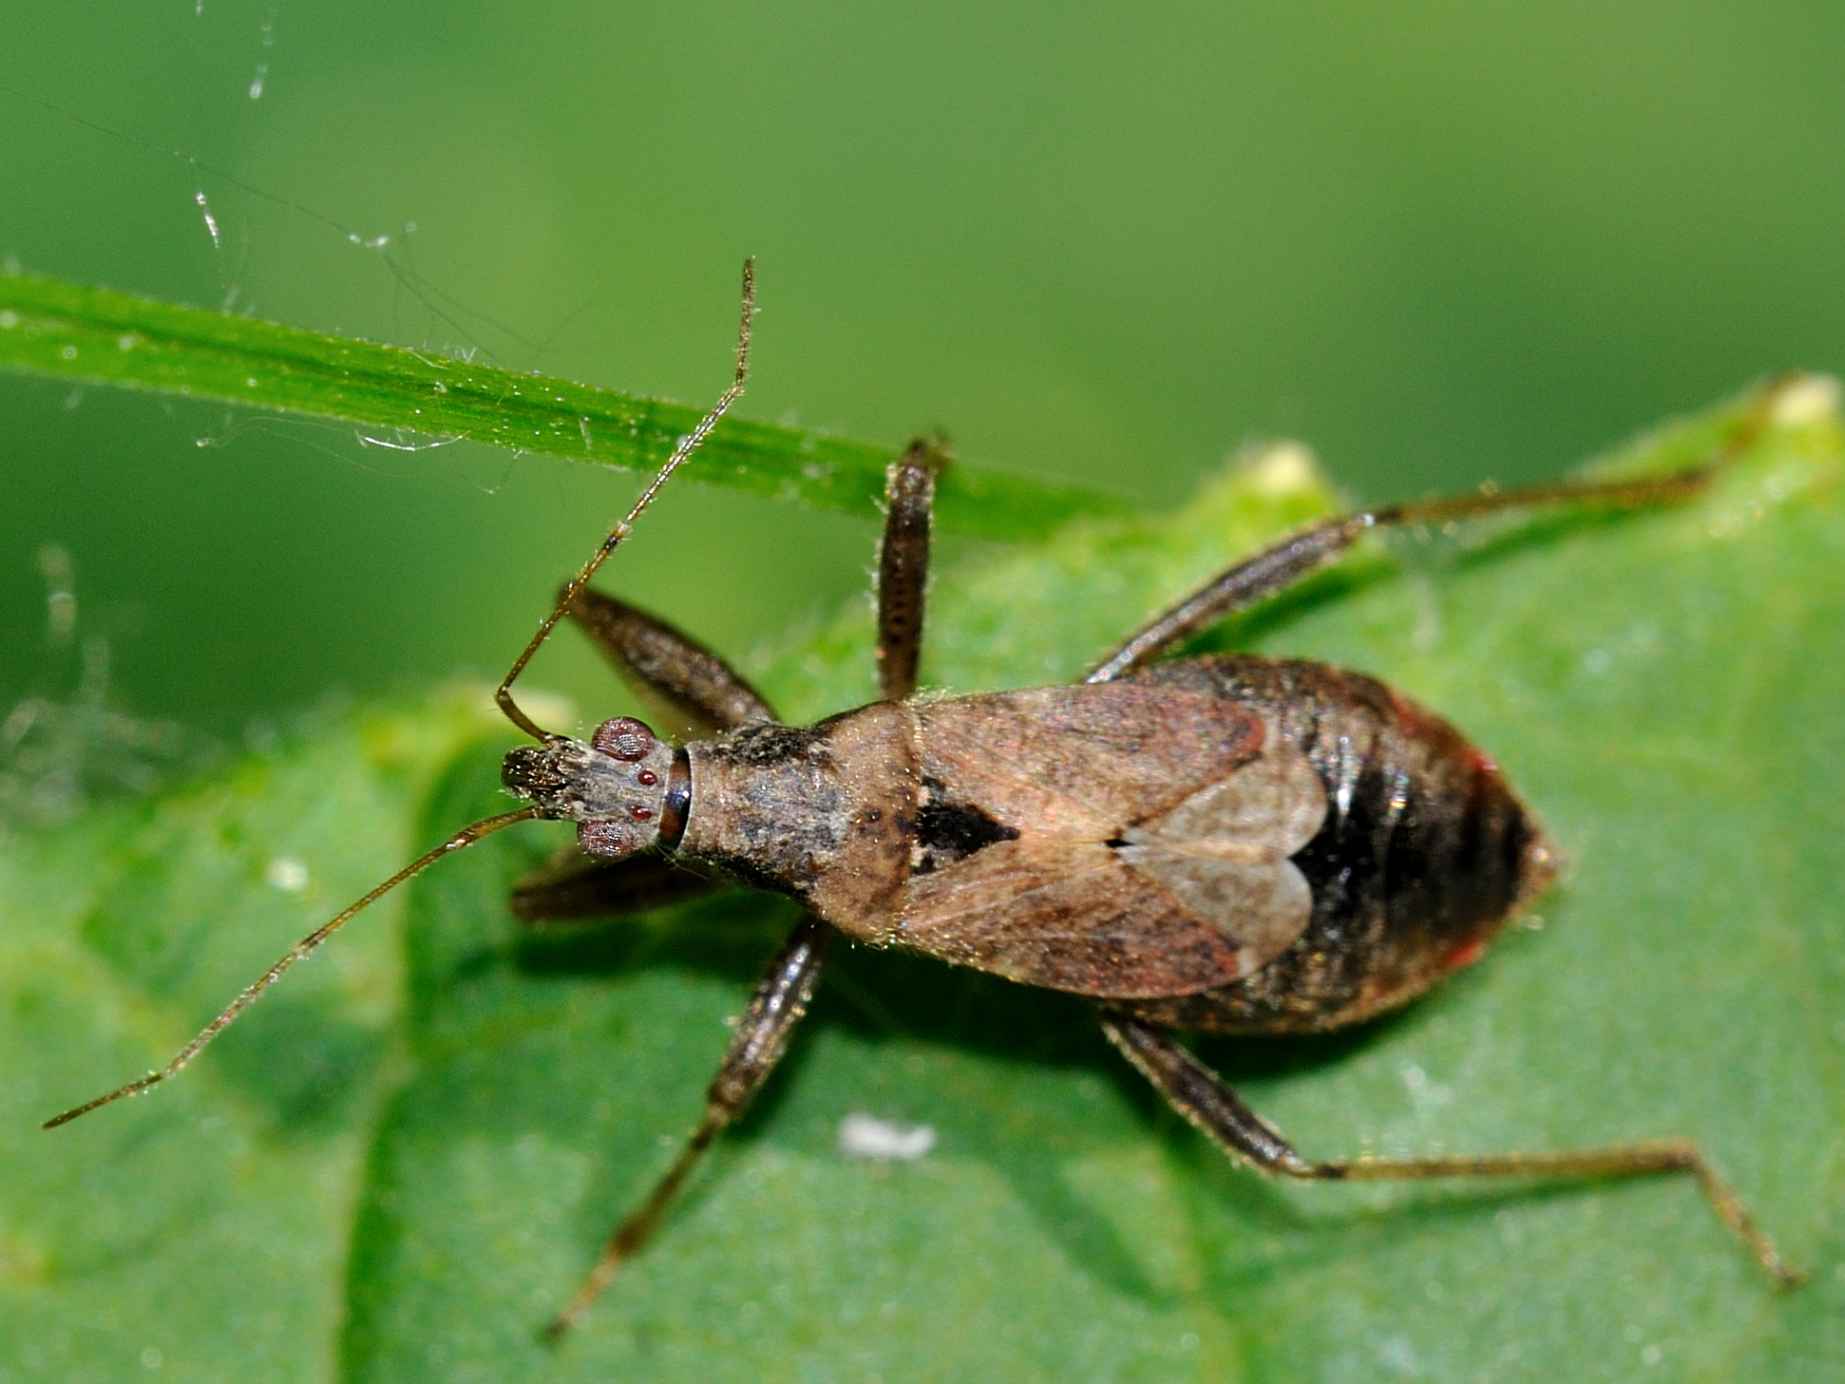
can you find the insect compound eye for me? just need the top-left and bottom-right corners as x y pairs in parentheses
(592, 716), (658, 762)
(578, 817), (643, 859)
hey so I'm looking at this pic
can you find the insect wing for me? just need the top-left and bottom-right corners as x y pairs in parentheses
(893, 684), (1325, 998)
(1113, 746), (1325, 969)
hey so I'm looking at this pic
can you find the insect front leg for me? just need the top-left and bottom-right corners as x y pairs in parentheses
(507, 588), (774, 921)
(1099, 1014), (1803, 1286)
(510, 848), (721, 925)
(564, 587), (776, 738)
(875, 438), (950, 702)
(547, 916), (833, 1338)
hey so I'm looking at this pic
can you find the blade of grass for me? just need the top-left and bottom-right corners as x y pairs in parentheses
(0, 266), (1130, 539)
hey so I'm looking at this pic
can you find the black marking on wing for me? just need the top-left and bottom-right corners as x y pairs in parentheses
(914, 777), (1020, 875)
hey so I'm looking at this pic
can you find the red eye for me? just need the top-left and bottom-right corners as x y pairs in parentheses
(578, 818), (642, 859)
(592, 716), (656, 761)
(638, 769), (659, 786)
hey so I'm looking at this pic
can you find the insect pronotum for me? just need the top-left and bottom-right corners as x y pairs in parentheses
(47, 261), (1805, 1335)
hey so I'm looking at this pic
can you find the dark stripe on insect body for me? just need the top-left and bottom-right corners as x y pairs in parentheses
(1111, 656), (1551, 1033)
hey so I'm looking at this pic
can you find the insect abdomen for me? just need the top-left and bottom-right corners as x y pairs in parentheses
(1114, 656), (1557, 1034)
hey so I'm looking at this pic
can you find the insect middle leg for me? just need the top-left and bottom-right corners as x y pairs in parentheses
(547, 916), (833, 1338)
(876, 439), (951, 702)
(1099, 1013), (1803, 1286)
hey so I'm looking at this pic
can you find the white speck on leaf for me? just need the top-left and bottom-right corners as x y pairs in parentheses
(839, 1113), (936, 1162)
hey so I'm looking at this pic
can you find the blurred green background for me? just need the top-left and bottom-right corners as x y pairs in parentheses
(4, 1), (1842, 741)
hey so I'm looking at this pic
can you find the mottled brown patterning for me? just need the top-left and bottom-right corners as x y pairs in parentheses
(1116, 657), (1555, 1031)
(45, 266), (1804, 1336)
(676, 657), (1546, 1020)
(683, 675), (1328, 998)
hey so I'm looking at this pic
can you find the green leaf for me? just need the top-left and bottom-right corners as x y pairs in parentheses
(0, 267), (1125, 540)
(4, 380), (1839, 1381)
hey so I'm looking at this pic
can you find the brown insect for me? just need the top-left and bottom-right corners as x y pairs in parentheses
(46, 262), (1803, 1335)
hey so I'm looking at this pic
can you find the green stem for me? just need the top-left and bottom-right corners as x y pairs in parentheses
(0, 268), (1129, 538)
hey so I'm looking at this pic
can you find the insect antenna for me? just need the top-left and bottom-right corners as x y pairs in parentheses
(42, 806), (540, 1130)
(495, 257), (758, 742)
(47, 262), (756, 1129)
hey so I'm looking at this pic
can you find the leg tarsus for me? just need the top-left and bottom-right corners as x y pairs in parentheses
(876, 438), (950, 703)
(1099, 1013), (1803, 1288)
(546, 916), (832, 1339)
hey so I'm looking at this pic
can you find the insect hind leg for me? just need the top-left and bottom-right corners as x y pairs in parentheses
(1099, 1013), (1802, 1287)
(1084, 391), (1786, 683)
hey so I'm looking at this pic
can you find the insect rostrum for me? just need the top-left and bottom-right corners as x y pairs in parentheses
(46, 264), (1806, 1335)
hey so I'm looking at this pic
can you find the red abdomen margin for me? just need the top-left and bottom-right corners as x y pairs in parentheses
(1111, 656), (1558, 1035)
